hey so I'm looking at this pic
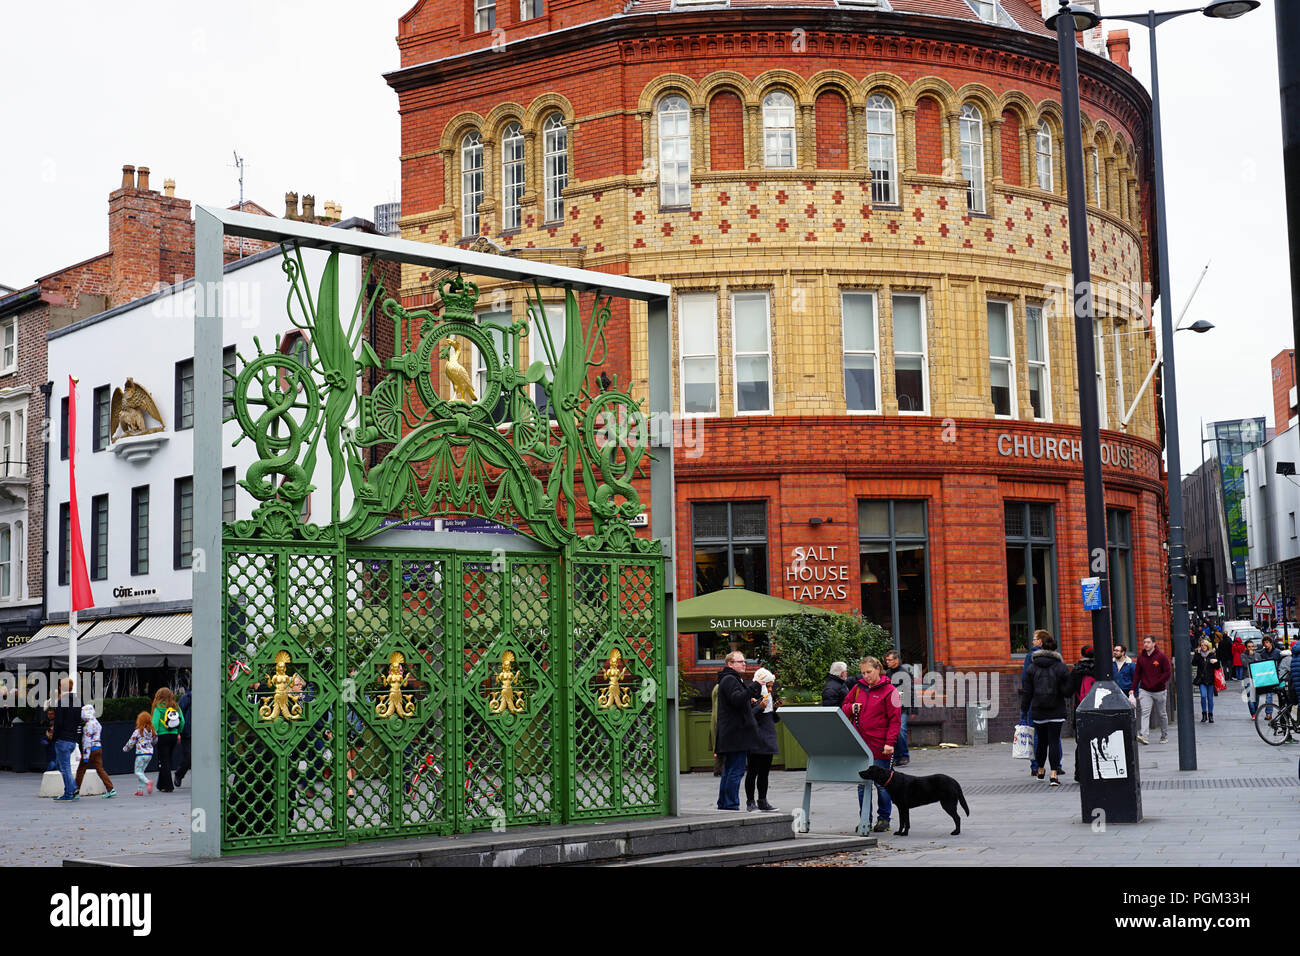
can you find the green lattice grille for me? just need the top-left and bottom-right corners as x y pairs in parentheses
(567, 557), (667, 821)
(222, 540), (664, 851)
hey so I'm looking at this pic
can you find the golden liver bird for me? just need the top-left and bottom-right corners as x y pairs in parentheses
(110, 378), (165, 441)
(439, 343), (477, 403)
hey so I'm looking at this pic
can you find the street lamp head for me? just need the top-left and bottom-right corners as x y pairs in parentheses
(1202, 1), (1259, 19)
(1186, 318), (1215, 333)
(1045, 2), (1101, 32)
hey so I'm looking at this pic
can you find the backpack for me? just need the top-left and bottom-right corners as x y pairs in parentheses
(163, 706), (182, 731)
(1077, 674), (1095, 704)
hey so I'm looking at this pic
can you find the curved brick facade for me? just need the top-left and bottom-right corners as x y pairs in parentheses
(388, 1), (1166, 700)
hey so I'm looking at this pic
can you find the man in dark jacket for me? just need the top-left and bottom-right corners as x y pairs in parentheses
(821, 662), (850, 708)
(1133, 635), (1171, 745)
(1216, 631), (1234, 682)
(1018, 634), (1071, 784)
(884, 651), (913, 767)
(714, 651), (760, 810)
(174, 685), (193, 788)
(51, 679), (82, 801)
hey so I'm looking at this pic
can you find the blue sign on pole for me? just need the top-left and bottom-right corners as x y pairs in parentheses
(1081, 577), (1103, 611)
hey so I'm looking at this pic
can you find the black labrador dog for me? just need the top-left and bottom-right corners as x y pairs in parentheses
(860, 765), (970, 836)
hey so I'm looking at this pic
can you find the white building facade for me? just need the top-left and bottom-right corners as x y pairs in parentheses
(43, 236), (368, 643)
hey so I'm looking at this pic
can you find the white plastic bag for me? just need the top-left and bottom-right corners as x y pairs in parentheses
(1012, 723), (1034, 760)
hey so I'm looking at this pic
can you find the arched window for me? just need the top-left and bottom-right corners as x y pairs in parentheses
(1091, 148), (1101, 206)
(960, 103), (985, 212)
(658, 95), (691, 208)
(1036, 122), (1054, 192)
(543, 114), (568, 223)
(461, 131), (484, 237)
(762, 91), (796, 169)
(501, 122), (525, 231)
(866, 94), (898, 204)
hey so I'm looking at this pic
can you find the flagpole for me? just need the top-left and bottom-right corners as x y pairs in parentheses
(69, 609), (77, 696)
(66, 373), (94, 694)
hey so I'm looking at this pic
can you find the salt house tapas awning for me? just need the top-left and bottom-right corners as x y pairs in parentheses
(675, 587), (833, 634)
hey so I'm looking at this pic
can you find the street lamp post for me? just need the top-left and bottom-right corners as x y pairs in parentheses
(1051, 0), (1259, 779)
(1047, 1), (1137, 824)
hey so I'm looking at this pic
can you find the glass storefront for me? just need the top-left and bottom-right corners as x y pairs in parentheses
(858, 499), (930, 669)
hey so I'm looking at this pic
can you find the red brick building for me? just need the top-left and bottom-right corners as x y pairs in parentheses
(386, 0), (1165, 728)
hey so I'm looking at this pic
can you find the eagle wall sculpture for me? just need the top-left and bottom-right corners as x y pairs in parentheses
(110, 378), (165, 442)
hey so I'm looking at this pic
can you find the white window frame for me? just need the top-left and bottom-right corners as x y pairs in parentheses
(762, 91), (796, 169)
(960, 104), (985, 213)
(461, 130), (484, 238)
(0, 317), (14, 374)
(967, 0), (997, 22)
(842, 291), (881, 415)
(1026, 303), (1051, 421)
(533, 302), (566, 421)
(678, 293), (719, 417)
(1036, 122), (1054, 192)
(892, 293), (929, 415)
(543, 114), (568, 224)
(866, 94), (898, 205)
(987, 299), (1016, 419)
(1094, 319), (1109, 429)
(474, 0), (496, 32)
(658, 95), (692, 208)
(520, 0), (543, 19)
(0, 414), (10, 478)
(731, 292), (773, 416)
(12, 520), (21, 601)
(471, 310), (514, 427)
(501, 122), (525, 231)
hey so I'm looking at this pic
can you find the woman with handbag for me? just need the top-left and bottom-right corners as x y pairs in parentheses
(1192, 639), (1219, 723)
(1017, 633), (1070, 786)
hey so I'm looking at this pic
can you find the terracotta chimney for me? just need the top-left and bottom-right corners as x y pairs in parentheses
(285, 191), (299, 220)
(1106, 30), (1131, 72)
(301, 194), (316, 221)
(137, 166), (151, 191)
(121, 165), (136, 190)
(164, 178), (176, 198)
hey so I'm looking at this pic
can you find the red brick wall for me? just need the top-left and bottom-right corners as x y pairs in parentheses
(1272, 350), (1295, 431)
(914, 97), (944, 175)
(672, 417), (1166, 678)
(709, 92), (744, 171)
(815, 90), (849, 170)
(1001, 110), (1022, 186)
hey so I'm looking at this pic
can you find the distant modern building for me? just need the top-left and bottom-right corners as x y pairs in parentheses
(1185, 417), (1268, 619)
(374, 202), (402, 238)
(1243, 424), (1300, 626)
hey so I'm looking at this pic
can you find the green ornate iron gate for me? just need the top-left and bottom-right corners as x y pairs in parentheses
(219, 247), (667, 852)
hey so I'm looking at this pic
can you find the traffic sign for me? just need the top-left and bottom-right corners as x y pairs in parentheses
(1254, 590), (1275, 614)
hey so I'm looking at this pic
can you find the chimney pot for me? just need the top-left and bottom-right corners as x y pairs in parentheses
(164, 178), (176, 198)
(285, 191), (299, 220)
(302, 194), (316, 221)
(137, 167), (151, 192)
(121, 165), (136, 190)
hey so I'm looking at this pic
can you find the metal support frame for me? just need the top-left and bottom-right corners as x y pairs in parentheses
(190, 206), (674, 858)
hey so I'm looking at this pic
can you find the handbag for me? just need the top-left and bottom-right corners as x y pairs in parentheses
(1012, 723), (1034, 760)
(1213, 667), (1226, 692)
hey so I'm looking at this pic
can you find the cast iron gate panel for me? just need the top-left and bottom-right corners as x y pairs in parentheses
(568, 555), (668, 820)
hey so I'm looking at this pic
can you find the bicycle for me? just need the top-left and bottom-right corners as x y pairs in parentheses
(1253, 684), (1297, 746)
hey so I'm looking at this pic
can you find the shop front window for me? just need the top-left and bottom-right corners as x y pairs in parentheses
(1108, 509), (1135, 650)
(858, 499), (931, 670)
(1007, 501), (1057, 654)
(692, 501), (768, 662)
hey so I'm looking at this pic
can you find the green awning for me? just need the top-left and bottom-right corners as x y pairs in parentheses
(675, 587), (832, 634)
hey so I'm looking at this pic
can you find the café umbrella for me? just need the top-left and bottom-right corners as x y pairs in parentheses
(674, 586), (833, 634)
(0, 631), (192, 669)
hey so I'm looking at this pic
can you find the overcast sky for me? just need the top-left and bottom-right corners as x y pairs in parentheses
(0, 0), (1291, 467)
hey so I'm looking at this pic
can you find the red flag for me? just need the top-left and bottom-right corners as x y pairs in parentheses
(68, 375), (94, 612)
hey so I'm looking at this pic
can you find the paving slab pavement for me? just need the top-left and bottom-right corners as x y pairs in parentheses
(679, 680), (1300, 866)
(3, 678), (1294, 866)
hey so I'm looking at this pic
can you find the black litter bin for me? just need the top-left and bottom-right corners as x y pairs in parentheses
(1075, 679), (1143, 824)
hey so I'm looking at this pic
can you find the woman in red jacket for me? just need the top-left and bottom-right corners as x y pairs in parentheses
(842, 656), (901, 833)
